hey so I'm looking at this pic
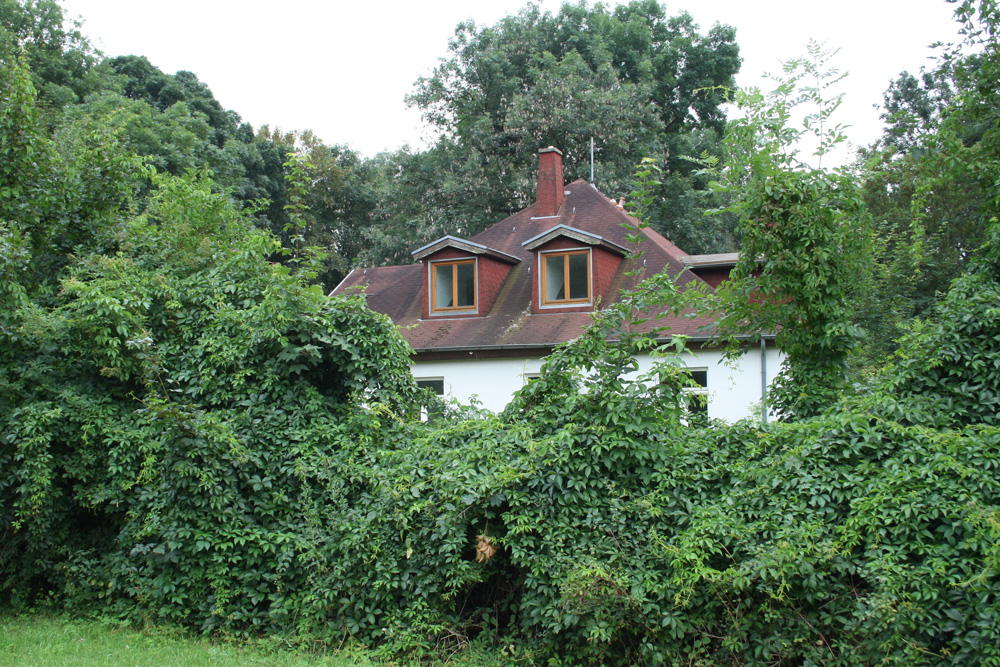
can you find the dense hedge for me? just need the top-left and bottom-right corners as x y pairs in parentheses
(0, 168), (420, 632)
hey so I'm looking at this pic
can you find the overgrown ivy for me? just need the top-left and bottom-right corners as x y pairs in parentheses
(707, 43), (874, 420)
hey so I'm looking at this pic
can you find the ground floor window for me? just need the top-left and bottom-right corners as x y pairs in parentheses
(682, 369), (708, 416)
(416, 377), (445, 421)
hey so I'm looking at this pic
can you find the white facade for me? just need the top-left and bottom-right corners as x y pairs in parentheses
(413, 344), (782, 423)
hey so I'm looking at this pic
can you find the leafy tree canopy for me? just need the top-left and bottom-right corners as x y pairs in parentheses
(405, 0), (741, 251)
(851, 0), (1000, 372)
(0, 0), (109, 107)
(708, 42), (872, 420)
(107, 55), (242, 147)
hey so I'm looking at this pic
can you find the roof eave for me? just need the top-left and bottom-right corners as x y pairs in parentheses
(411, 332), (777, 354)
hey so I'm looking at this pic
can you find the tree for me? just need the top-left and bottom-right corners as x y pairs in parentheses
(294, 135), (381, 288)
(2, 53), (419, 612)
(406, 0), (741, 251)
(713, 43), (872, 420)
(851, 1), (1000, 373)
(877, 60), (987, 153)
(359, 141), (505, 267)
(0, 0), (112, 108)
(0, 55), (140, 288)
(57, 92), (241, 186)
(854, 140), (991, 372)
(107, 55), (240, 147)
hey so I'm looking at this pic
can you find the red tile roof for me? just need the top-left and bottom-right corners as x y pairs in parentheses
(333, 179), (716, 353)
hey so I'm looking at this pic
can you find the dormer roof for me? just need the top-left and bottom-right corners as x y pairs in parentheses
(412, 235), (520, 264)
(681, 252), (739, 269)
(521, 224), (629, 255)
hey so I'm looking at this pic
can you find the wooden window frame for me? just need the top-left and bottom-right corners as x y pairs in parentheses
(540, 248), (592, 306)
(430, 258), (477, 314)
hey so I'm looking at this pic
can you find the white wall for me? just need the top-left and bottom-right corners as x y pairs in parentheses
(412, 345), (783, 422)
(413, 356), (545, 413)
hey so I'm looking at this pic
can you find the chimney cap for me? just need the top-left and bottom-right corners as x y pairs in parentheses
(539, 146), (562, 155)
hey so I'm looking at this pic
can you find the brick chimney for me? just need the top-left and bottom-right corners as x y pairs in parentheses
(535, 146), (565, 217)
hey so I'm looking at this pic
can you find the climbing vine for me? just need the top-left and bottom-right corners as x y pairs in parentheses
(711, 42), (873, 419)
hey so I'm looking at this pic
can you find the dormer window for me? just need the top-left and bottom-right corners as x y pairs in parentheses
(541, 249), (591, 305)
(522, 225), (626, 313)
(431, 258), (477, 313)
(412, 235), (518, 319)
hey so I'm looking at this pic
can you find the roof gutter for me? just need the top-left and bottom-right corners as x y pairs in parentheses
(412, 343), (555, 354)
(662, 333), (778, 343)
(412, 333), (777, 354)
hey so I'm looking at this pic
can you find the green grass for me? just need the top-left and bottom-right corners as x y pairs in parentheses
(0, 614), (401, 667)
(0, 614), (523, 667)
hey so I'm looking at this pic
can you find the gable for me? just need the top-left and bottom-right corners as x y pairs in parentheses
(519, 230), (628, 314)
(411, 236), (520, 319)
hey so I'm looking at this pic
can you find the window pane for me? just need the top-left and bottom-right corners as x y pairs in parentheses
(416, 379), (444, 395)
(416, 379), (445, 422)
(545, 255), (565, 301)
(568, 253), (588, 300)
(456, 262), (475, 307)
(435, 264), (454, 308)
(688, 392), (708, 414)
(684, 369), (708, 418)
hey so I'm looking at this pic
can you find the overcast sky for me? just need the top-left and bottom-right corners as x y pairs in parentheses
(59, 0), (962, 164)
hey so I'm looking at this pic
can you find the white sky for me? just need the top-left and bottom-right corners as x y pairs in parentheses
(59, 0), (962, 164)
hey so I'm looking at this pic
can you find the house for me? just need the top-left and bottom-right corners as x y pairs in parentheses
(332, 147), (779, 421)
